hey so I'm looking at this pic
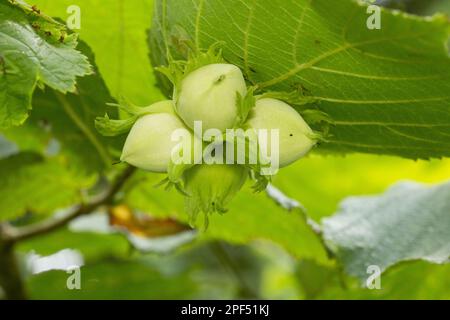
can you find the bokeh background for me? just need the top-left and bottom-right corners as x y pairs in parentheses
(1, 0), (449, 299)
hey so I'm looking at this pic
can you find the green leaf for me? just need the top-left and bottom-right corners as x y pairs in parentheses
(0, 152), (93, 221)
(25, 241), (263, 299)
(0, 134), (18, 159)
(32, 0), (164, 105)
(271, 153), (450, 222)
(27, 259), (200, 299)
(155, 42), (225, 92)
(17, 228), (130, 263)
(407, 0), (450, 16)
(295, 259), (339, 299)
(322, 180), (450, 281)
(295, 260), (450, 299)
(0, 0), (91, 128)
(4, 42), (122, 174)
(150, 0), (450, 159)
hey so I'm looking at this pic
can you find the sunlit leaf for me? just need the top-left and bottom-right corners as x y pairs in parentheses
(0, 0), (91, 128)
(0, 152), (92, 221)
(150, 0), (450, 159)
(4, 42), (122, 174)
(32, 0), (164, 105)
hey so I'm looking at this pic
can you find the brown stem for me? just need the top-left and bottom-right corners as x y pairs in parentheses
(0, 226), (27, 300)
(2, 166), (136, 244)
(0, 166), (135, 300)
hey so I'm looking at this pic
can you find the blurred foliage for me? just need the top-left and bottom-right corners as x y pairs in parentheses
(273, 154), (450, 220)
(406, 0), (450, 16)
(123, 173), (330, 264)
(0, 0), (91, 128)
(16, 152), (450, 300)
(2, 0), (450, 300)
(4, 42), (123, 175)
(32, 0), (164, 105)
(0, 153), (93, 221)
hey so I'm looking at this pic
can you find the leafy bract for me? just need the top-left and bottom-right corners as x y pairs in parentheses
(0, 0), (91, 128)
(123, 172), (330, 264)
(150, 0), (450, 159)
(323, 180), (450, 280)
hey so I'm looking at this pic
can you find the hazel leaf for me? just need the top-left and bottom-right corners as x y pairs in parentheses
(0, 0), (92, 128)
(150, 0), (450, 160)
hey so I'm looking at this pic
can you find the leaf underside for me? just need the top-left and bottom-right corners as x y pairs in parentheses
(323, 180), (450, 281)
(149, 0), (450, 160)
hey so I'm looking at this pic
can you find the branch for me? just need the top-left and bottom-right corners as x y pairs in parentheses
(2, 166), (136, 243)
(0, 238), (27, 300)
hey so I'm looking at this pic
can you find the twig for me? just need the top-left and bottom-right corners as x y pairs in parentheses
(2, 166), (136, 244)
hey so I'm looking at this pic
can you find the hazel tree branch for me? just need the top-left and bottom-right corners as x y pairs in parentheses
(0, 227), (27, 300)
(1, 166), (136, 244)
